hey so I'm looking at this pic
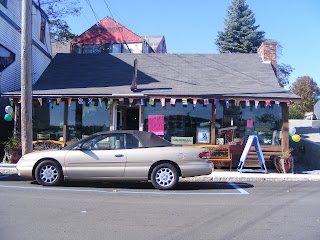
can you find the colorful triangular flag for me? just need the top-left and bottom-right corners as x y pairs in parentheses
(226, 100), (230, 109)
(170, 98), (176, 105)
(160, 98), (165, 107)
(182, 98), (188, 105)
(193, 98), (197, 107)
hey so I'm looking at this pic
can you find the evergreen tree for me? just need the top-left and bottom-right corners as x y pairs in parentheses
(215, 0), (265, 53)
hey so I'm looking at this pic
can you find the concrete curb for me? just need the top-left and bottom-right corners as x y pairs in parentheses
(0, 164), (18, 175)
(181, 171), (320, 182)
(2, 164), (320, 182)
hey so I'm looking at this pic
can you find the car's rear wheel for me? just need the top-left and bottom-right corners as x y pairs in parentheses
(35, 160), (63, 186)
(151, 163), (178, 190)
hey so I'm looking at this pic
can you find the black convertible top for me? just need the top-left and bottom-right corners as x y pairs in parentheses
(64, 130), (173, 150)
(132, 131), (173, 147)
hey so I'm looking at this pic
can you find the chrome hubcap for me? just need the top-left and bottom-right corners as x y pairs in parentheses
(40, 165), (58, 183)
(155, 167), (175, 187)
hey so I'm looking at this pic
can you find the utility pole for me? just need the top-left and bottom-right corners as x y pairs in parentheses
(21, 0), (33, 155)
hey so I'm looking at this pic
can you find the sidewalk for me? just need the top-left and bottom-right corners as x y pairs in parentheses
(2, 163), (320, 182)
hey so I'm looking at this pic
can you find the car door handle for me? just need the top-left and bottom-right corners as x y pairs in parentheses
(114, 154), (124, 157)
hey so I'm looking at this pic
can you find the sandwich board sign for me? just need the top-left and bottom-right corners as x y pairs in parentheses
(237, 135), (267, 173)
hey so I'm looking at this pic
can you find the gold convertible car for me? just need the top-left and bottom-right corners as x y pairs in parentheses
(16, 131), (213, 190)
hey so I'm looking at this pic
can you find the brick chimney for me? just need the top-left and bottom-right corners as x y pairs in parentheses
(258, 41), (277, 68)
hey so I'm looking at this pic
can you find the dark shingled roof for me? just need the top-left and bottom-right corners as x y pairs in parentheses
(3, 53), (300, 100)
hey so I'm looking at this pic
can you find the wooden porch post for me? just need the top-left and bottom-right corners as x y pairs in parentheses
(63, 100), (68, 143)
(211, 103), (216, 144)
(109, 102), (114, 131)
(281, 102), (289, 153)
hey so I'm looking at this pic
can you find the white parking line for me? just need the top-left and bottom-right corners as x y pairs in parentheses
(0, 183), (249, 195)
(228, 182), (250, 194)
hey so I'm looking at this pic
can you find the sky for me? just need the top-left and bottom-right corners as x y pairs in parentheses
(63, 0), (320, 88)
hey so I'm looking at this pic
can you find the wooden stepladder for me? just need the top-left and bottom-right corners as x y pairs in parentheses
(237, 135), (267, 173)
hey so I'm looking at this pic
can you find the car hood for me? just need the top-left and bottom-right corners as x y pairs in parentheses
(18, 149), (69, 162)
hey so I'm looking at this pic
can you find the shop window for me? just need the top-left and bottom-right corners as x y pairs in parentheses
(0, 0), (7, 7)
(33, 100), (64, 141)
(216, 100), (282, 145)
(0, 44), (15, 72)
(68, 100), (110, 141)
(33, 99), (111, 142)
(144, 99), (212, 144)
(40, 14), (46, 43)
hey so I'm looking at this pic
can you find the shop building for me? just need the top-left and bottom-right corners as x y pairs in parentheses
(2, 41), (300, 167)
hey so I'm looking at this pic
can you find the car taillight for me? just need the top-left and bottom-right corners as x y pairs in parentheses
(199, 151), (209, 159)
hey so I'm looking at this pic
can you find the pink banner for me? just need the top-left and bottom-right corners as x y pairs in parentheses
(148, 115), (164, 135)
(247, 120), (253, 128)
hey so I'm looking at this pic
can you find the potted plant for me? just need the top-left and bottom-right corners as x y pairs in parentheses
(273, 148), (293, 173)
(3, 135), (21, 164)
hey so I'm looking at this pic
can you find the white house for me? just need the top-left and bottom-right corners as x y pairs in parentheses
(0, 0), (52, 93)
(0, 0), (52, 160)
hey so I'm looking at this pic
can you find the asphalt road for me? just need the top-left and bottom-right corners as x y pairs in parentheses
(0, 177), (320, 240)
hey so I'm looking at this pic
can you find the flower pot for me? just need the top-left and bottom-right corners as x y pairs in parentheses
(3, 149), (21, 164)
(274, 156), (292, 173)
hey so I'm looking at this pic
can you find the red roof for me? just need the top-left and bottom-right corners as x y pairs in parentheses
(73, 17), (144, 44)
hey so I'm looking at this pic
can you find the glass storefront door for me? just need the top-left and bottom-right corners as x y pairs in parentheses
(116, 105), (140, 130)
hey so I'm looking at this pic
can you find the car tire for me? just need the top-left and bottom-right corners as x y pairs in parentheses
(151, 163), (178, 190)
(35, 160), (63, 186)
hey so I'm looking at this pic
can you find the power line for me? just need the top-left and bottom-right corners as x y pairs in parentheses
(76, 0), (92, 27)
(102, 0), (132, 53)
(85, 0), (101, 24)
(102, 0), (136, 33)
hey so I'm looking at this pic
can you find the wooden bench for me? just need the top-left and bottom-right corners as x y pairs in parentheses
(32, 140), (65, 151)
(197, 145), (232, 171)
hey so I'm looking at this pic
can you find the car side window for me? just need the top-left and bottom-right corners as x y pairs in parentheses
(81, 134), (125, 150)
(125, 134), (141, 149)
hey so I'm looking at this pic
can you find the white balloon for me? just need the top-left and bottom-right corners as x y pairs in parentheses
(289, 127), (296, 136)
(5, 105), (13, 114)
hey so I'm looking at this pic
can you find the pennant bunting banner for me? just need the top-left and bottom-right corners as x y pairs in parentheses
(38, 98), (42, 106)
(149, 98), (155, 105)
(119, 98), (124, 104)
(246, 100), (250, 107)
(56, 98), (61, 104)
(275, 101), (280, 107)
(18, 98), (22, 103)
(68, 98), (72, 106)
(108, 99), (113, 105)
(140, 99), (144, 105)
(204, 99), (209, 105)
(214, 98), (218, 105)
(98, 98), (103, 107)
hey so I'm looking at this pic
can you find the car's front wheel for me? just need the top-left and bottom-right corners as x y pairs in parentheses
(35, 160), (63, 186)
(151, 163), (178, 190)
